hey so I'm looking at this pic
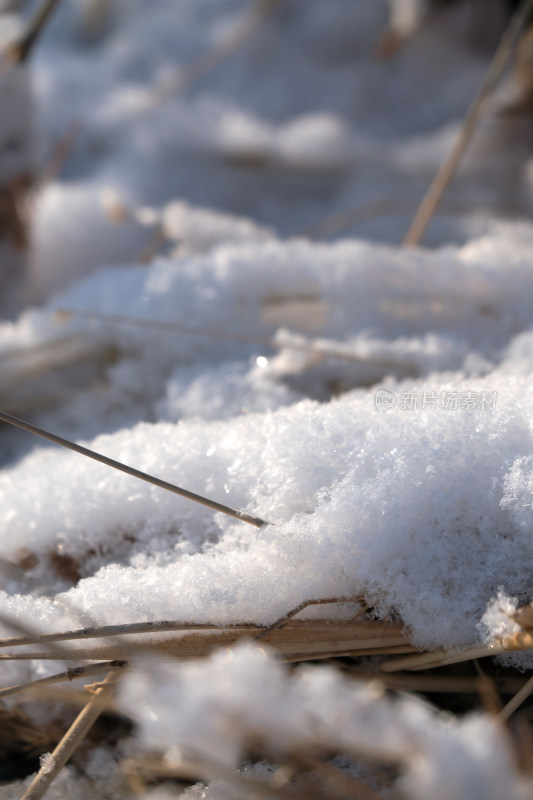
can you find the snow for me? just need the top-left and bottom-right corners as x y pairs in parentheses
(1, 0), (533, 795)
(119, 642), (533, 800)
(1, 356), (533, 652)
(0, 768), (108, 800)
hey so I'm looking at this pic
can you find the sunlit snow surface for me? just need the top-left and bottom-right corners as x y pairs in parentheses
(1, 0), (533, 797)
(2, 230), (533, 649)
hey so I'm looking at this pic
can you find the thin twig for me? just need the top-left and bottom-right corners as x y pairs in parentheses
(473, 659), (503, 715)
(347, 670), (530, 695)
(0, 653), (94, 661)
(56, 307), (418, 372)
(282, 644), (415, 663)
(137, 223), (166, 264)
(152, 0), (282, 102)
(0, 409), (268, 528)
(0, 619), (259, 649)
(499, 674), (533, 721)
(20, 671), (118, 800)
(55, 307), (272, 346)
(7, 684), (117, 710)
(255, 596), (365, 641)
(289, 749), (384, 800)
(0, 660), (126, 700)
(125, 751), (317, 800)
(339, 602), (370, 630)
(381, 630), (533, 672)
(0, 619), (414, 662)
(297, 197), (525, 240)
(403, 0), (533, 247)
(0, 607), (91, 663)
(8, 0), (62, 62)
(38, 121), (81, 186)
(299, 198), (409, 239)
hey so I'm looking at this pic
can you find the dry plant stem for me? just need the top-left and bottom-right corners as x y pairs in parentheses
(134, 752), (319, 800)
(403, 0), (533, 247)
(0, 557), (183, 674)
(513, 604), (533, 629)
(0, 646), (414, 662)
(56, 307), (273, 346)
(289, 749), (384, 800)
(0, 409), (267, 528)
(339, 603), (370, 630)
(473, 659), (503, 715)
(0, 653), (100, 661)
(0, 607), (92, 663)
(282, 645), (415, 663)
(0, 618), (259, 649)
(499, 674), (533, 721)
(283, 338), (416, 372)
(300, 198), (415, 239)
(0, 660), (126, 700)
(8, 0), (63, 62)
(38, 122), (81, 186)
(299, 196), (524, 240)
(20, 671), (117, 800)
(0, 645), (417, 663)
(57, 307), (416, 372)
(6, 684), (118, 711)
(0, 619), (414, 662)
(154, 0), (282, 101)
(348, 671), (531, 695)
(382, 630), (533, 672)
(0, 337), (91, 407)
(255, 596), (364, 641)
(137, 223), (166, 264)
(515, 721), (533, 777)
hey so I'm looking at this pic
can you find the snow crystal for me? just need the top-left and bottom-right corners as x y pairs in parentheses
(479, 590), (521, 645)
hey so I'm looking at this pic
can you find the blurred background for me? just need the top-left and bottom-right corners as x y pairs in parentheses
(2, 0), (533, 314)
